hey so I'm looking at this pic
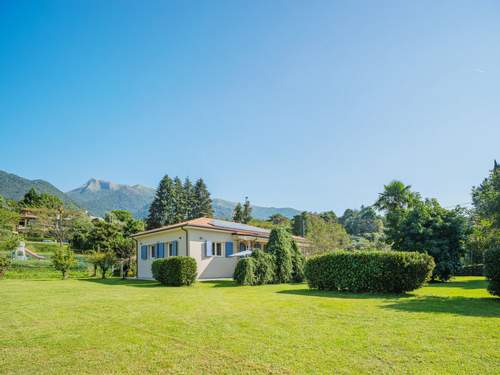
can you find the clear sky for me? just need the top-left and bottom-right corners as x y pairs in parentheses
(1, 1), (499, 214)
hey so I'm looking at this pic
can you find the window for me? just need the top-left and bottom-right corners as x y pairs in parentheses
(211, 242), (223, 257)
(168, 242), (174, 257)
(150, 244), (157, 258)
(254, 243), (262, 250)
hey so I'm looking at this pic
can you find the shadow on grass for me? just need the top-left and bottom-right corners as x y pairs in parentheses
(382, 296), (500, 317)
(277, 289), (412, 300)
(78, 278), (162, 288)
(428, 278), (487, 290)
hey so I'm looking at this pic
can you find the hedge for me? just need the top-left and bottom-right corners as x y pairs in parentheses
(233, 258), (256, 285)
(455, 264), (484, 276)
(305, 250), (435, 293)
(484, 247), (500, 297)
(151, 256), (197, 286)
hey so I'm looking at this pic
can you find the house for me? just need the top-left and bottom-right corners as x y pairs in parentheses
(131, 217), (307, 280)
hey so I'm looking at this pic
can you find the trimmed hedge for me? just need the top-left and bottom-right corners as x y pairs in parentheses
(233, 258), (256, 285)
(455, 264), (484, 276)
(484, 247), (500, 297)
(151, 256), (197, 286)
(305, 250), (435, 293)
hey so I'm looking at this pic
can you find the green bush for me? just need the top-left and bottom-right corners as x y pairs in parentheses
(152, 256), (197, 286)
(484, 247), (500, 297)
(305, 250), (435, 293)
(0, 255), (11, 279)
(251, 250), (275, 285)
(290, 240), (305, 283)
(266, 227), (292, 283)
(455, 264), (484, 276)
(233, 258), (256, 285)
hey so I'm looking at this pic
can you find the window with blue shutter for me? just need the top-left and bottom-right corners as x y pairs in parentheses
(141, 245), (147, 260)
(158, 243), (165, 258)
(225, 242), (233, 257)
(173, 240), (178, 256)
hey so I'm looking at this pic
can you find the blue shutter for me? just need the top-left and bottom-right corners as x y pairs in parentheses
(158, 243), (164, 258)
(141, 245), (147, 260)
(173, 241), (178, 256)
(225, 241), (233, 257)
(205, 240), (212, 256)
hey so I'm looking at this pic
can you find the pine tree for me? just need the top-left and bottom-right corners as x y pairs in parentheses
(183, 178), (195, 220)
(266, 227), (293, 283)
(172, 177), (186, 224)
(192, 178), (213, 218)
(233, 203), (244, 222)
(242, 197), (252, 224)
(146, 175), (175, 229)
(290, 240), (305, 282)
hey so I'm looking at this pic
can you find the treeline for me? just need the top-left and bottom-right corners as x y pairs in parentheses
(146, 176), (213, 230)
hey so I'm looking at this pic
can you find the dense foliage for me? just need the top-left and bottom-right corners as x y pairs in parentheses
(151, 257), (197, 286)
(233, 197), (252, 224)
(290, 240), (305, 282)
(305, 250), (435, 293)
(375, 181), (469, 281)
(251, 250), (275, 285)
(146, 175), (213, 229)
(484, 247), (500, 296)
(292, 212), (350, 255)
(233, 257), (256, 286)
(266, 227), (293, 283)
(51, 246), (77, 279)
(0, 255), (11, 279)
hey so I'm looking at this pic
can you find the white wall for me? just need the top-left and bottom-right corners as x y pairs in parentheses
(136, 229), (186, 279)
(187, 229), (239, 279)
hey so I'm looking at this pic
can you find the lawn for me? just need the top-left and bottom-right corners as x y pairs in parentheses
(0, 277), (498, 374)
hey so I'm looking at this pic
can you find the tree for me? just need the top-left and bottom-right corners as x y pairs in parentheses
(184, 178), (195, 220)
(88, 251), (116, 279)
(290, 240), (305, 282)
(376, 182), (469, 281)
(232, 203), (244, 223)
(192, 178), (213, 218)
(68, 216), (94, 250)
(20, 188), (64, 209)
(172, 177), (186, 224)
(265, 227), (293, 283)
(268, 214), (289, 226)
(52, 246), (76, 279)
(472, 161), (500, 228)
(242, 197), (252, 224)
(0, 197), (20, 253)
(146, 175), (175, 229)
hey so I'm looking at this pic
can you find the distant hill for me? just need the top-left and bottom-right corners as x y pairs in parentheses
(66, 179), (155, 218)
(0, 170), (302, 220)
(0, 170), (78, 208)
(212, 198), (300, 220)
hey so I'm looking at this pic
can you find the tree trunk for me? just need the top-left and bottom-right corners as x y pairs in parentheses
(63, 270), (68, 280)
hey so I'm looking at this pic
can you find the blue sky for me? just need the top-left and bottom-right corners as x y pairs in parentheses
(0, 1), (499, 214)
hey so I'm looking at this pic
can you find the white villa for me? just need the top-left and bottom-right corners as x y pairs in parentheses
(131, 217), (307, 280)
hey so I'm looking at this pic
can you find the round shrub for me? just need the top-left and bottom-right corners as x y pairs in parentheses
(234, 257), (256, 285)
(251, 250), (275, 285)
(151, 256), (197, 286)
(484, 247), (500, 297)
(305, 250), (435, 293)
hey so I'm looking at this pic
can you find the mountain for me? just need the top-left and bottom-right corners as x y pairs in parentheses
(0, 170), (78, 208)
(67, 180), (301, 220)
(0, 170), (302, 220)
(211, 198), (300, 220)
(66, 178), (155, 218)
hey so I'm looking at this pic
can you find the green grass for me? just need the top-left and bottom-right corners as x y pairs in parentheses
(0, 277), (498, 374)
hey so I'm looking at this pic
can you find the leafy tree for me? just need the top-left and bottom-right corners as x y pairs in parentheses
(52, 246), (76, 279)
(242, 197), (252, 224)
(68, 216), (94, 250)
(472, 161), (500, 228)
(265, 227), (293, 283)
(376, 182), (469, 281)
(192, 178), (213, 218)
(290, 240), (305, 282)
(20, 188), (64, 209)
(0, 255), (11, 279)
(88, 251), (116, 279)
(0, 198), (20, 253)
(268, 214), (289, 226)
(232, 203), (244, 223)
(319, 211), (338, 224)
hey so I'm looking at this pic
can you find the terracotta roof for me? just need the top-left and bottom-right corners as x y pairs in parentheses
(131, 217), (306, 241)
